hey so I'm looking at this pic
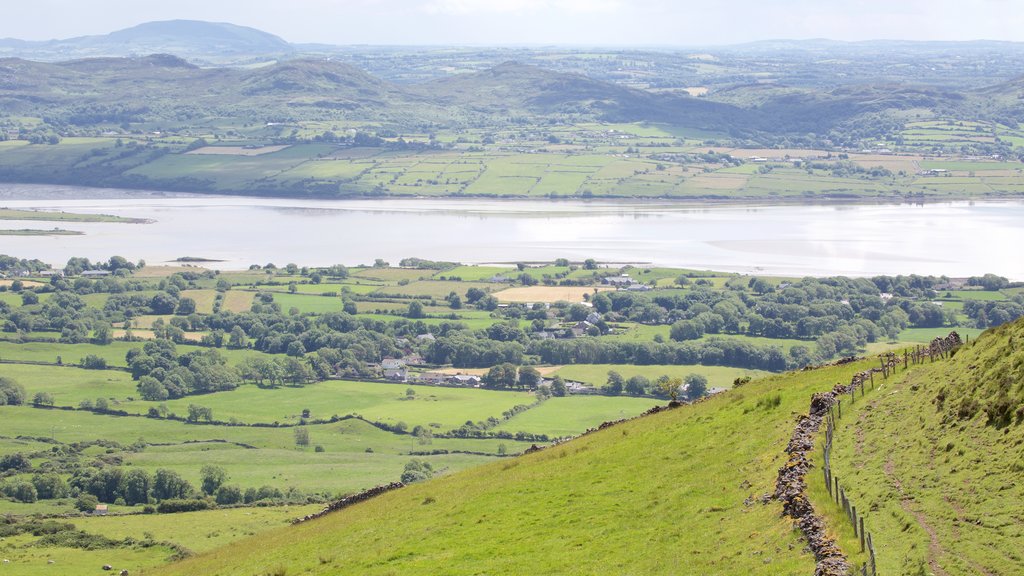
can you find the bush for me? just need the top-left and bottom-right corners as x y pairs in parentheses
(80, 355), (108, 370)
(75, 493), (100, 512)
(0, 377), (27, 406)
(214, 484), (244, 505)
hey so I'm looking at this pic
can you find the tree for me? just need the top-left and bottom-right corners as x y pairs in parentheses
(31, 392), (54, 406)
(187, 404), (214, 423)
(670, 319), (704, 341)
(200, 465), (227, 495)
(294, 427), (310, 447)
(32, 473), (68, 499)
(407, 300), (425, 319)
(518, 366), (541, 389)
(684, 373), (708, 401)
(228, 326), (247, 349)
(0, 377), (27, 406)
(484, 363), (518, 389)
(625, 375), (649, 396)
(119, 468), (151, 505)
(75, 493), (100, 512)
(604, 371), (624, 395)
(400, 459), (434, 483)
(138, 376), (169, 401)
(175, 297), (197, 315)
(10, 482), (37, 503)
(81, 354), (108, 369)
(657, 376), (684, 402)
(550, 375), (567, 397)
(583, 259), (598, 270)
(215, 484), (244, 505)
(465, 287), (486, 303)
(153, 469), (193, 501)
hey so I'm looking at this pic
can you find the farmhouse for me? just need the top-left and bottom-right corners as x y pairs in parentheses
(448, 374), (481, 387)
(603, 274), (634, 287)
(381, 358), (409, 381)
(93, 504), (108, 516)
(80, 270), (112, 278)
(417, 372), (448, 385)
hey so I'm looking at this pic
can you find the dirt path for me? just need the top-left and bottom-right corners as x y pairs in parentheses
(884, 458), (950, 576)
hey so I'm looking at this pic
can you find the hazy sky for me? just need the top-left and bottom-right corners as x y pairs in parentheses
(3, 0), (1022, 46)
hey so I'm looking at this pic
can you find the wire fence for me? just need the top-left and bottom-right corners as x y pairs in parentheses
(821, 331), (964, 576)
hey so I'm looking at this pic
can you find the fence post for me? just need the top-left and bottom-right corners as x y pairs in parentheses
(859, 517), (865, 552)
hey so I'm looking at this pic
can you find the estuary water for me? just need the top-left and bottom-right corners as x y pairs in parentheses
(1, 183), (1021, 279)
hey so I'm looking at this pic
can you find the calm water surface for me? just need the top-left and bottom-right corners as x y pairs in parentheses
(1, 184), (1021, 279)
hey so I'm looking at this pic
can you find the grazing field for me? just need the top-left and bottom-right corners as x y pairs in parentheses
(124, 380), (538, 429)
(220, 290), (255, 312)
(494, 285), (611, 303)
(187, 145), (290, 156)
(1, 363), (137, 405)
(552, 364), (768, 389)
(493, 395), (662, 436)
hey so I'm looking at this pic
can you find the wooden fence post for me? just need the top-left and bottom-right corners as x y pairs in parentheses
(859, 517), (865, 552)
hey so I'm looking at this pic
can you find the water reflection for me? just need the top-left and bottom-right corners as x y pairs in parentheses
(0, 183), (1021, 279)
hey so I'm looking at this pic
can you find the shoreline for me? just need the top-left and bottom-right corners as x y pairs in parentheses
(1, 181), (1021, 209)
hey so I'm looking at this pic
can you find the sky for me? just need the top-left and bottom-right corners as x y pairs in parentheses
(2, 0), (1022, 46)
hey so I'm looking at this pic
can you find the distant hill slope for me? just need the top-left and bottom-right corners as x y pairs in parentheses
(0, 55), (444, 123)
(152, 362), (875, 575)
(412, 62), (753, 132)
(0, 20), (293, 62)
(828, 319), (1024, 574)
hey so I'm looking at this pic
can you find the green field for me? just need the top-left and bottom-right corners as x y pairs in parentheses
(552, 363), (769, 389)
(493, 395), (661, 436)
(153, 360), (878, 576)
(126, 379), (538, 429)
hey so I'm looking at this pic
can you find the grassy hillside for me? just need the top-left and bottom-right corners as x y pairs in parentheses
(152, 361), (875, 576)
(825, 319), (1024, 574)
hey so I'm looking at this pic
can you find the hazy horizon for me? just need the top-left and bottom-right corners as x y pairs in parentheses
(3, 0), (1022, 47)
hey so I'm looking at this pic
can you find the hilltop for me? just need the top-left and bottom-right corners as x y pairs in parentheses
(0, 20), (293, 63)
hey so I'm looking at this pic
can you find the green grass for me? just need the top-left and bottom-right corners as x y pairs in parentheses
(897, 326), (985, 343)
(126, 380), (538, 430)
(0, 363), (137, 405)
(552, 363), (769, 389)
(0, 406), (530, 493)
(152, 361), (878, 576)
(269, 292), (343, 314)
(493, 395), (661, 437)
(821, 320), (1024, 574)
(0, 505), (324, 576)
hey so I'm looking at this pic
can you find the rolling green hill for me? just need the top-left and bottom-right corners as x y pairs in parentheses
(826, 319), (1024, 574)
(151, 360), (875, 576)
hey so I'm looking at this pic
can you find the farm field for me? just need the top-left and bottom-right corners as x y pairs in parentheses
(123, 379), (539, 429)
(552, 363), (769, 389)
(493, 395), (661, 436)
(152, 359), (879, 576)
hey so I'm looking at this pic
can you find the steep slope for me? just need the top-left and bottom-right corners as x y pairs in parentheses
(826, 320), (1024, 574)
(152, 361), (875, 576)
